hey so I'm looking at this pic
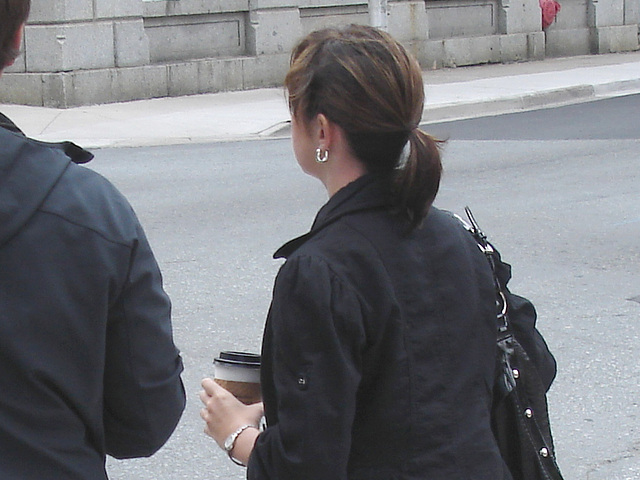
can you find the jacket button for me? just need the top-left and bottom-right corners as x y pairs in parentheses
(540, 447), (549, 458)
(512, 369), (520, 379)
(524, 408), (533, 418)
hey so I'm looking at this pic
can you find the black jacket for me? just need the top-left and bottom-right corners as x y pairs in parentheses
(0, 114), (185, 479)
(249, 175), (555, 479)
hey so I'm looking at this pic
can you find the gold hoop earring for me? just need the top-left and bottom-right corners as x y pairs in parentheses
(315, 148), (329, 163)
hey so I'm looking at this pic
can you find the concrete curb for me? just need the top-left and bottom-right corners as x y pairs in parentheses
(421, 85), (594, 124)
(592, 78), (640, 98)
(422, 83), (640, 125)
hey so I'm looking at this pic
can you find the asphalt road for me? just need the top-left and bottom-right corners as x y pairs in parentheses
(89, 94), (639, 479)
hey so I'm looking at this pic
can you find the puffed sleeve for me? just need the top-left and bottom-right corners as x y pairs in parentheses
(248, 254), (367, 480)
(103, 221), (186, 458)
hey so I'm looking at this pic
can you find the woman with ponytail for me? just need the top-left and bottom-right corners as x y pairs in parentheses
(201, 25), (511, 480)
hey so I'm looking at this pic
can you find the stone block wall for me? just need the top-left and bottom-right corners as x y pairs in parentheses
(415, 0), (546, 67)
(1, 0), (638, 107)
(545, 0), (639, 57)
(7, 0), (149, 73)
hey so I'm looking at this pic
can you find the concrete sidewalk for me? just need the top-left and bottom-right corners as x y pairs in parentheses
(2, 50), (640, 149)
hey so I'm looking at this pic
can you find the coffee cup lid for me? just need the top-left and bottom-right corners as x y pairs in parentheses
(214, 351), (261, 368)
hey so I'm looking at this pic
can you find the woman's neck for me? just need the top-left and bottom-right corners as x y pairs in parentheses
(321, 151), (368, 197)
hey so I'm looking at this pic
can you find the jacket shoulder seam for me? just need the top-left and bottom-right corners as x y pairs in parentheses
(37, 208), (133, 249)
(288, 250), (370, 308)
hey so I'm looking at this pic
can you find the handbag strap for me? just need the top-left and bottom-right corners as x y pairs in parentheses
(459, 207), (565, 480)
(459, 207), (509, 333)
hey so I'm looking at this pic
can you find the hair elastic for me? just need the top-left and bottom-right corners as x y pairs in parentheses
(396, 141), (411, 170)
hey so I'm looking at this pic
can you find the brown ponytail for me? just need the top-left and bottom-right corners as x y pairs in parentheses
(395, 128), (443, 228)
(285, 25), (443, 229)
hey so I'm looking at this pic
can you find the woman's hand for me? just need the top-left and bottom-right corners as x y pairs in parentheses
(199, 378), (263, 465)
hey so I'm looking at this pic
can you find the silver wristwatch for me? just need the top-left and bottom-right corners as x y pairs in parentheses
(223, 424), (256, 466)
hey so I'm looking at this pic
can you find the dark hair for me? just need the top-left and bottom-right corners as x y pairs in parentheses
(0, 0), (30, 68)
(285, 25), (443, 229)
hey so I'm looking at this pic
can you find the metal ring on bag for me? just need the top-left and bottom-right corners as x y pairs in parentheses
(497, 290), (508, 331)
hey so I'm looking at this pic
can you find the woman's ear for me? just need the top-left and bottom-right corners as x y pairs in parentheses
(316, 113), (333, 149)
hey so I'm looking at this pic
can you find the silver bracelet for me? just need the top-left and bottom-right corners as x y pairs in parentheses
(223, 424), (257, 467)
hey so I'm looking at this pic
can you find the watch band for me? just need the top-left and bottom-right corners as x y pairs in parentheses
(223, 424), (257, 466)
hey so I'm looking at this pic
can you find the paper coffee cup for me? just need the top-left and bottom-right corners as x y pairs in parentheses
(213, 351), (261, 405)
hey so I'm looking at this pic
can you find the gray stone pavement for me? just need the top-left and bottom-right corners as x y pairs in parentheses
(2, 50), (640, 149)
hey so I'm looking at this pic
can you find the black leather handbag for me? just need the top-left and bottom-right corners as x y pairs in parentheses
(461, 207), (565, 480)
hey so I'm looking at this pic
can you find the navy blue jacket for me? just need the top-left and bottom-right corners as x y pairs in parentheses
(249, 175), (555, 479)
(0, 114), (185, 479)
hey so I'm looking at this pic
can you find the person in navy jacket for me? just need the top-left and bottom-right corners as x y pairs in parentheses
(0, 2), (185, 478)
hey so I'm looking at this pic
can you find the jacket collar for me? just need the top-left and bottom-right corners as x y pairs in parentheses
(0, 112), (93, 165)
(0, 112), (24, 134)
(0, 113), (94, 246)
(274, 174), (392, 259)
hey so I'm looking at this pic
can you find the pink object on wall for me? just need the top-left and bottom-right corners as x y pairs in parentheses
(540, 0), (562, 29)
